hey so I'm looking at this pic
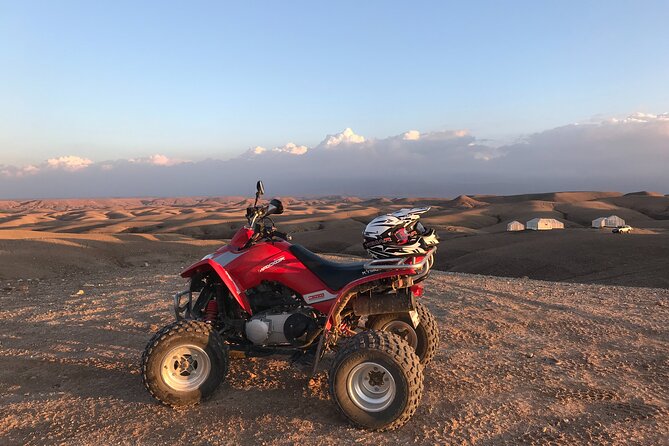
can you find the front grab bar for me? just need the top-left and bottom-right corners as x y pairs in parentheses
(174, 290), (193, 320)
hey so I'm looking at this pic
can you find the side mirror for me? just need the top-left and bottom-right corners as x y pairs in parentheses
(267, 198), (284, 215)
(256, 180), (265, 197)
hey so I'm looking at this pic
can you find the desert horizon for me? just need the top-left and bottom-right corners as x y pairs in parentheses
(1, 188), (668, 203)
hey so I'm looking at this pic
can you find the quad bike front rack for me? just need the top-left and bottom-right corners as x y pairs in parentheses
(174, 290), (193, 320)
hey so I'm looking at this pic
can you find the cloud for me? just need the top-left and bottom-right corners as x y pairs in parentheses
(0, 155), (91, 178)
(317, 128), (366, 148)
(402, 130), (421, 140)
(148, 154), (178, 166)
(1, 113), (668, 198)
(46, 155), (93, 171)
(128, 154), (187, 166)
(606, 112), (669, 124)
(1, 164), (41, 177)
(497, 113), (669, 186)
(243, 142), (309, 158)
(276, 142), (308, 155)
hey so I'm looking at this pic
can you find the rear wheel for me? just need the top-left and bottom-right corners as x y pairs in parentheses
(141, 320), (228, 407)
(367, 301), (439, 365)
(329, 330), (423, 431)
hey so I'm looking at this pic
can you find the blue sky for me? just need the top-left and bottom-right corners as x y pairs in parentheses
(1, 0), (668, 166)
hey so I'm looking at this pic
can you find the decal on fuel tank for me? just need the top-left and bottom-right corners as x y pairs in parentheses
(259, 256), (285, 273)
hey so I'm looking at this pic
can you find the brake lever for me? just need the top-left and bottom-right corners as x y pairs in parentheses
(273, 230), (292, 241)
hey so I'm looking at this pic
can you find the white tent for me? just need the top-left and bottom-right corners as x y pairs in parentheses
(507, 221), (525, 231)
(592, 217), (607, 228)
(592, 215), (626, 228)
(526, 218), (564, 230)
(605, 215), (625, 227)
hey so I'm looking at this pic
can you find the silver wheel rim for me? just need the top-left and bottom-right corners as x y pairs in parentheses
(346, 362), (396, 412)
(160, 344), (211, 392)
(382, 320), (418, 349)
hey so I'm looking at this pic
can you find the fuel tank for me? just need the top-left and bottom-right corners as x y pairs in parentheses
(181, 234), (337, 314)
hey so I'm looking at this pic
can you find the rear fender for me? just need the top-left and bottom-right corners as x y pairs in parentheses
(308, 270), (416, 377)
(325, 270), (416, 330)
(180, 259), (252, 315)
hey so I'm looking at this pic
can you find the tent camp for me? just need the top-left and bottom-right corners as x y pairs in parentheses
(526, 218), (564, 230)
(507, 221), (525, 231)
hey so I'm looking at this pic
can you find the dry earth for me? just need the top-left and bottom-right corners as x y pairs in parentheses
(1, 261), (667, 445)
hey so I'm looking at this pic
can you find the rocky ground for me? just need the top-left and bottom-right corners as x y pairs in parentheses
(0, 263), (667, 445)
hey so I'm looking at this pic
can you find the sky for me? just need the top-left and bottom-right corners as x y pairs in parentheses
(0, 1), (668, 198)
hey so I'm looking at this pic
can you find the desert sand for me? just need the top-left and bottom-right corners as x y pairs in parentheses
(0, 191), (668, 444)
(1, 191), (668, 287)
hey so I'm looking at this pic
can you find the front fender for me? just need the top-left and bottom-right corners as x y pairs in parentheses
(181, 259), (252, 315)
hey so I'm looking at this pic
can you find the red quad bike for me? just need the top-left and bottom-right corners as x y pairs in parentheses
(141, 181), (440, 431)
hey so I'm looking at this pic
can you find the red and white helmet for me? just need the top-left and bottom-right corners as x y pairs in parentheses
(363, 207), (439, 258)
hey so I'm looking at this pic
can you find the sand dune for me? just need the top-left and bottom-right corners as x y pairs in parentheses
(1, 191), (668, 288)
(448, 194), (488, 209)
(602, 195), (669, 220)
(473, 191), (623, 204)
(624, 190), (664, 197)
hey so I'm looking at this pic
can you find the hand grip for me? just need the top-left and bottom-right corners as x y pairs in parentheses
(274, 231), (292, 241)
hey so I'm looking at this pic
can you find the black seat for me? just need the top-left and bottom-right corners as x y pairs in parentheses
(290, 244), (369, 291)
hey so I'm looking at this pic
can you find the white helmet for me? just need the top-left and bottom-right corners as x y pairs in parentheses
(363, 207), (439, 258)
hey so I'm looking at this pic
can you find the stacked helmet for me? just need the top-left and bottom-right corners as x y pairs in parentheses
(363, 207), (439, 258)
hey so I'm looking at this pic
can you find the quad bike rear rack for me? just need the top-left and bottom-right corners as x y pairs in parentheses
(363, 247), (436, 272)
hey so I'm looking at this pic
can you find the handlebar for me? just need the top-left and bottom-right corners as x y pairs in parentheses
(246, 205), (267, 226)
(244, 197), (288, 247)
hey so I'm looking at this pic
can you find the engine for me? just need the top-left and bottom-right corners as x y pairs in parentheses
(245, 281), (301, 314)
(243, 281), (321, 346)
(245, 309), (319, 346)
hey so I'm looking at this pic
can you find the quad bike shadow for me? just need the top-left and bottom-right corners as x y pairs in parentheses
(141, 181), (440, 431)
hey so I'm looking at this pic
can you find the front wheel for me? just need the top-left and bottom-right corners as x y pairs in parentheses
(367, 301), (439, 365)
(141, 320), (229, 407)
(329, 330), (424, 431)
